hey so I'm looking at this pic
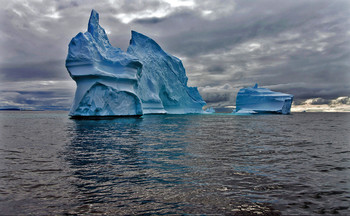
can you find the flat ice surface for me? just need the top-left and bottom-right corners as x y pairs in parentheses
(236, 84), (293, 114)
(65, 10), (205, 116)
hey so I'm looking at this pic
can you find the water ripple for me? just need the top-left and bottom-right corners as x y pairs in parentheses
(0, 112), (349, 215)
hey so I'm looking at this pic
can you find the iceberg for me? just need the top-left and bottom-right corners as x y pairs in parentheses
(235, 84), (293, 114)
(127, 31), (206, 114)
(66, 10), (143, 117)
(65, 10), (205, 117)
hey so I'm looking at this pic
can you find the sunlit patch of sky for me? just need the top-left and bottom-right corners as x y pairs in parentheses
(115, 0), (196, 24)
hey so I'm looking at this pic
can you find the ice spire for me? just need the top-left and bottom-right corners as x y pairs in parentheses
(87, 9), (111, 49)
(88, 9), (99, 33)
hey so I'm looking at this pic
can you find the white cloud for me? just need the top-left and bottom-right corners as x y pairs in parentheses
(201, 10), (213, 16)
(248, 43), (261, 52)
(115, 8), (170, 24)
(45, 11), (61, 19)
(114, 0), (195, 24)
(196, 0), (235, 20)
(330, 96), (350, 106)
(292, 96), (350, 112)
(163, 0), (195, 8)
(303, 97), (329, 105)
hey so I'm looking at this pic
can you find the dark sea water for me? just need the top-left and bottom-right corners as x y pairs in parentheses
(0, 111), (349, 215)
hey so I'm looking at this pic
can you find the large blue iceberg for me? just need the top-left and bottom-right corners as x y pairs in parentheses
(66, 10), (205, 117)
(235, 84), (293, 114)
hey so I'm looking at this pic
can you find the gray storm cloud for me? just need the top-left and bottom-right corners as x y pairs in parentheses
(0, 0), (349, 110)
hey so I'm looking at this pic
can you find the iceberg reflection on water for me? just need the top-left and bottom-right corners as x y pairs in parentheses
(0, 112), (349, 215)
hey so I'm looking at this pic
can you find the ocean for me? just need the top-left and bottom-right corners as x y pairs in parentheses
(0, 111), (349, 215)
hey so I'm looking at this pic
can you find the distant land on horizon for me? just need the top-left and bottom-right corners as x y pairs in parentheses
(0, 108), (46, 111)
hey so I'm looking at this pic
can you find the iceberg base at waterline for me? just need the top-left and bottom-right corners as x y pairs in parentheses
(204, 107), (215, 113)
(70, 82), (143, 119)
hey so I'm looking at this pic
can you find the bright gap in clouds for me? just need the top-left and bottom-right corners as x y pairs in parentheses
(115, 8), (171, 24)
(115, 0), (195, 24)
(163, 0), (195, 8)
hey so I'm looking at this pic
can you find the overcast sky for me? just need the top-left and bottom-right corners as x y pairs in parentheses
(0, 0), (349, 110)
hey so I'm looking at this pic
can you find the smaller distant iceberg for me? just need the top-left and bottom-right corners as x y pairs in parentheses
(235, 84), (293, 114)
